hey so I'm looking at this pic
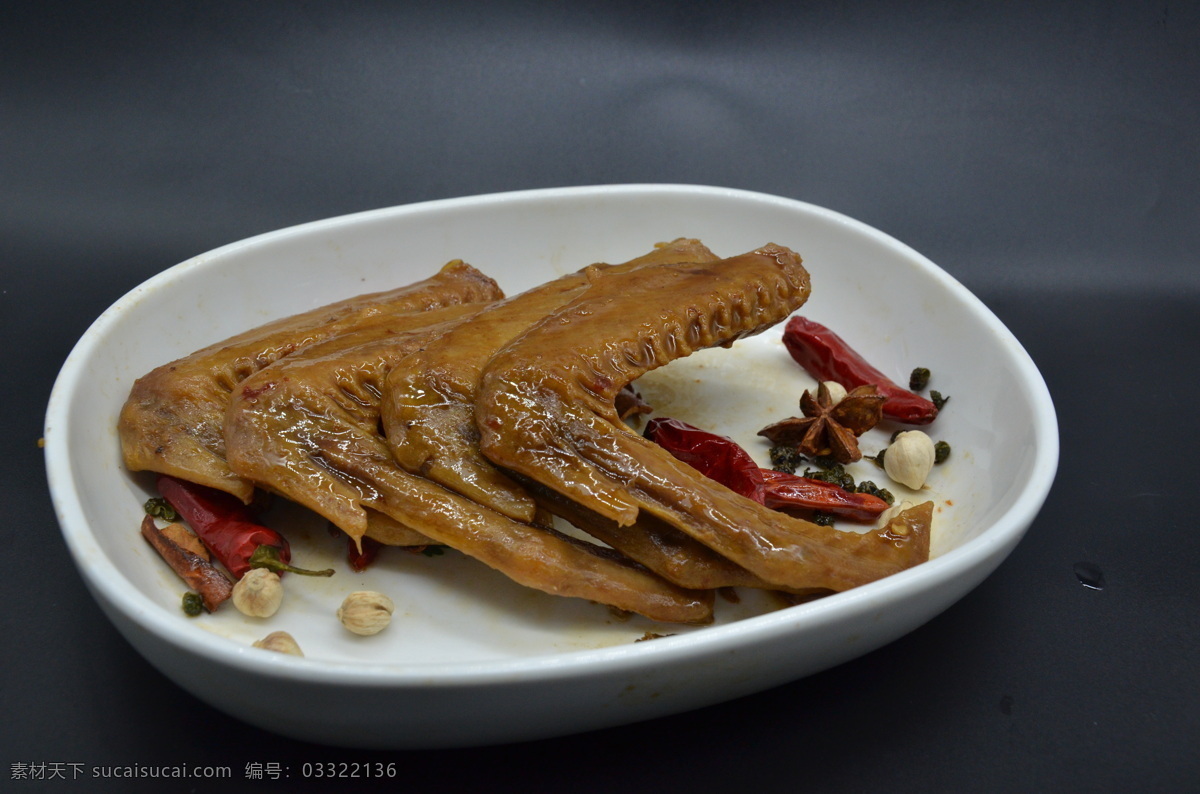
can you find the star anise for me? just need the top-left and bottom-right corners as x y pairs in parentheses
(757, 382), (885, 464)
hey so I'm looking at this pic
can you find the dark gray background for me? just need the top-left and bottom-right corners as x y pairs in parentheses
(4, 1), (1197, 791)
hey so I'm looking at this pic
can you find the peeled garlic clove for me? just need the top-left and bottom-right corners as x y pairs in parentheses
(883, 430), (936, 489)
(337, 590), (395, 636)
(821, 380), (848, 405)
(253, 631), (304, 656)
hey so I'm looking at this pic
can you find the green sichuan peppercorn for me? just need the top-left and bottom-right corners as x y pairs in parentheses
(934, 440), (951, 464)
(909, 367), (931, 391)
(855, 480), (895, 505)
(768, 445), (807, 474)
(143, 497), (179, 521)
(802, 458), (855, 490)
(181, 591), (205, 617)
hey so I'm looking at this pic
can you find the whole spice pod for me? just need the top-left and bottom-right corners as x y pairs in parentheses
(757, 382), (885, 464)
(337, 591), (395, 636)
(231, 568), (283, 618)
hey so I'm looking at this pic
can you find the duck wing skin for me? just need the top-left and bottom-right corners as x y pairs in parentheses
(518, 475), (785, 592)
(476, 245), (931, 593)
(224, 306), (713, 624)
(119, 260), (502, 502)
(362, 509), (433, 547)
(225, 304), (480, 537)
(382, 239), (717, 523)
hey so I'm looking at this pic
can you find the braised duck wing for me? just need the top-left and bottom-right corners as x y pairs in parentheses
(476, 245), (931, 593)
(119, 260), (502, 503)
(382, 239), (718, 523)
(223, 305), (713, 624)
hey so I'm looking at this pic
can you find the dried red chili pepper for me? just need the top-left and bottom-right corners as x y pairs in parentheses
(782, 316), (939, 425)
(759, 469), (890, 522)
(644, 417), (765, 503)
(156, 475), (333, 579)
(348, 536), (383, 573)
(647, 418), (890, 522)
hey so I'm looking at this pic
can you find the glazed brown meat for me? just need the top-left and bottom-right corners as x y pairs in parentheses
(223, 304), (713, 624)
(382, 239), (718, 523)
(119, 260), (502, 503)
(518, 476), (785, 592)
(476, 244), (931, 593)
(225, 304), (480, 545)
(379, 239), (784, 593)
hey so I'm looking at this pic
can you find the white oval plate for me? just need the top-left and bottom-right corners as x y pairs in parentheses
(45, 185), (1057, 748)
